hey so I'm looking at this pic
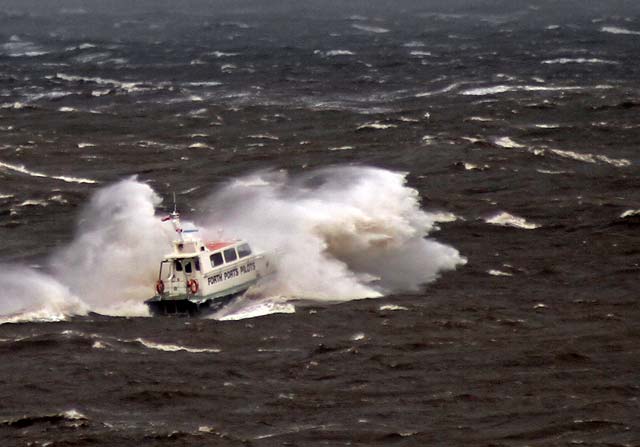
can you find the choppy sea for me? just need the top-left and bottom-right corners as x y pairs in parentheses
(0, 1), (639, 445)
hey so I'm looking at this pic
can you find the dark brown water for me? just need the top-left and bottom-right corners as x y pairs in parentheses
(0, 1), (639, 445)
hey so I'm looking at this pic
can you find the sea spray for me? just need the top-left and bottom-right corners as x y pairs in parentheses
(50, 178), (174, 315)
(0, 167), (466, 321)
(199, 166), (466, 306)
(0, 267), (87, 323)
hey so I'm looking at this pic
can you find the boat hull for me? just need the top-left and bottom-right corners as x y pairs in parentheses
(145, 278), (257, 317)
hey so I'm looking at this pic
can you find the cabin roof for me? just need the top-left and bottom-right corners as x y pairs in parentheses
(205, 241), (235, 251)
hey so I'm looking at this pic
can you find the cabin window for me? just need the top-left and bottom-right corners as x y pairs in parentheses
(210, 252), (224, 267)
(174, 260), (183, 272)
(223, 248), (238, 263)
(184, 262), (192, 274)
(194, 258), (201, 271)
(237, 243), (252, 258)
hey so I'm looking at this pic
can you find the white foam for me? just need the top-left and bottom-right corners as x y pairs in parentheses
(467, 117), (493, 123)
(247, 134), (279, 140)
(214, 298), (296, 321)
(323, 50), (355, 57)
(208, 51), (240, 58)
(462, 162), (489, 171)
(135, 338), (220, 353)
(199, 167), (466, 301)
(494, 137), (525, 149)
(542, 58), (618, 65)
(352, 24), (390, 33)
(550, 149), (631, 167)
(0, 267), (87, 325)
(536, 169), (571, 175)
(620, 209), (640, 218)
(415, 82), (461, 97)
(52, 73), (140, 92)
(601, 26), (640, 36)
(188, 143), (210, 149)
(0, 168), (465, 321)
(18, 199), (48, 207)
(410, 51), (433, 57)
(50, 178), (174, 315)
(328, 146), (354, 151)
(1, 102), (27, 109)
(379, 304), (408, 311)
(186, 81), (223, 87)
(488, 269), (513, 277)
(485, 212), (540, 230)
(357, 122), (397, 130)
(460, 84), (610, 96)
(0, 161), (98, 184)
(1, 36), (48, 57)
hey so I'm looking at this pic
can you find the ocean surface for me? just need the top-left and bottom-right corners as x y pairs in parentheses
(0, 1), (639, 445)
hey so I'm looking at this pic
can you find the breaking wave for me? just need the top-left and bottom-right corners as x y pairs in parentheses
(0, 167), (465, 322)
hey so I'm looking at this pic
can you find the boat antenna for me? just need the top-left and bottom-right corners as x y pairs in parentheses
(172, 192), (177, 214)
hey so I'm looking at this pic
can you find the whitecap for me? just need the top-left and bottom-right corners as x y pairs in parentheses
(49, 195), (68, 204)
(620, 209), (640, 218)
(316, 50), (355, 57)
(467, 116), (494, 122)
(52, 73), (141, 92)
(601, 26), (640, 36)
(18, 199), (48, 207)
(459, 84), (610, 96)
(461, 162), (489, 171)
(536, 169), (571, 175)
(485, 212), (540, 230)
(410, 51), (433, 57)
(77, 142), (96, 148)
(493, 137), (525, 148)
(0, 161), (98, 184)
(215, 300), (296, 321)
(58, 107), (77, 112)
(357, 122), (397, 130)
(488, 269), (513, 276)
(188, 143), (210, 149)
(549, 149), (631, 167)
(247, 134), (279, 140)
(379, 304), (408, 311)
(1, 36), (48, 57)
(415, 82), (461, 97)
(186, 81), (223, 87)
(134, 338), (220, 353)
(352, 24), (390, 34)
(596, 154), (631, 167)
(328, 146), (354, 151)
(208, 51), (240, 58)
(542, 58), (618, 65)
(1, 102), (27, 110)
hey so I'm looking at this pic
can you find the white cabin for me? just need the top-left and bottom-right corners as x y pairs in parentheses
(146, 212), (271, 315)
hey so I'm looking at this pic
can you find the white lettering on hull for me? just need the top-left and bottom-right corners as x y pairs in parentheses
(207, 261), (256, 286)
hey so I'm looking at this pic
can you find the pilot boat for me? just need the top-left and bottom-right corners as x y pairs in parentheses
(145, 210), (272, 316)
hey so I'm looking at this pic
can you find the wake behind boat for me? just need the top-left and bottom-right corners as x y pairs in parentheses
(145, 211), (272, 316)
